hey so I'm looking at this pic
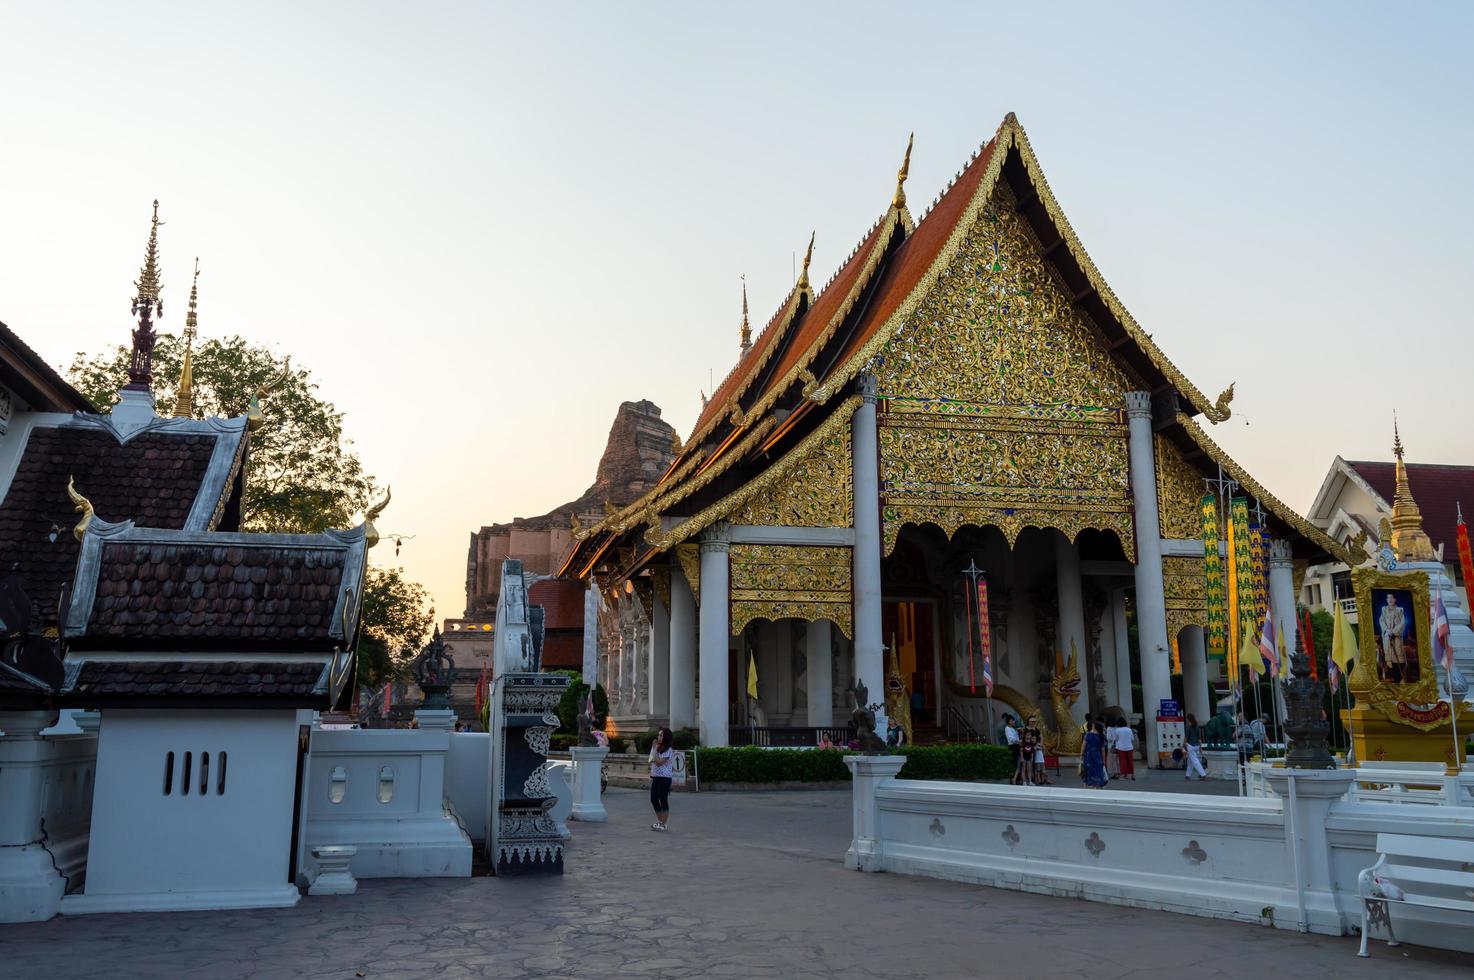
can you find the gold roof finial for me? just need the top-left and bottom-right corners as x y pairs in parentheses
(126, 200), (165, 391)
(1388, 414), (1435, 562)
(133, 200), (164, 311)
(173, 258), (201, 419)
(364, 486), (391, 548)
(738, 275), (752, 356)
(892, 132), (913, 209)
(66, 475), (95, 543)
(797, 232), (815, 290)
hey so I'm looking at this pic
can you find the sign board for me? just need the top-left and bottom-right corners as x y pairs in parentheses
(1158, 699), (1181, 718)
(670, 750), (688, 786)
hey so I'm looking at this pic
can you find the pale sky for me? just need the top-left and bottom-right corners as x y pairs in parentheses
(3, 2), (1472, 624)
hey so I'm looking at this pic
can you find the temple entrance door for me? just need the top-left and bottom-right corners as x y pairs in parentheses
(882, 600), (938, 725)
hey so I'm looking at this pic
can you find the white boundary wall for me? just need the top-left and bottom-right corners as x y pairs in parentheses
(846, 757), (1474, 953)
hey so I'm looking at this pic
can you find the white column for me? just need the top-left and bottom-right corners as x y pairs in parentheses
(1099, 601), (1120, 709)
(1268, 540), (1298, 662)
(1054, 532), (1088, 729)
(1126, 390), (1171, 763)
(0, 710), (66, 923)
(650, 590), (670, 720)
(1111, 589), (1133, 714)
(806, 619), (834, 728)
(668, 559), (697, 730)
(698, 526), (731, 747)
(851, 373), (886, 733)
(1181, 625), (1210, 723)
(581, 584), (599, 683)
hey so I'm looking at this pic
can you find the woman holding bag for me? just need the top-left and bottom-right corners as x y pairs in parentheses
(648, 727), (675, 832)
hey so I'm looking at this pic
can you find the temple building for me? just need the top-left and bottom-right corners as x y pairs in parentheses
(1303, 441), (1473, 620)
(559, 115), (1356, 753)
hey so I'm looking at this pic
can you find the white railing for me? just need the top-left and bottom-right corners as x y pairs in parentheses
(1244, 760), (1473, 806)
(1338, 597), (1358, 622)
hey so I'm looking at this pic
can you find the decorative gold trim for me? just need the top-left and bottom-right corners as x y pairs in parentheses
(674, 544), (700, 607)
(66, 475), (94, 542)
(880, 503), (1135, 563)
(1350, 566), (1436, 708)
(1156, 434), (1205, 540)
(645, 396), (863, 551)
(729, 421), (851, 528)
(729, 543), (853, 639)
(1174, 412), (1355, 565)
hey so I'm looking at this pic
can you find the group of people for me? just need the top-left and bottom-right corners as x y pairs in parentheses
(1001, 714), (1050, 785)
(1079, 714), (1138, 788)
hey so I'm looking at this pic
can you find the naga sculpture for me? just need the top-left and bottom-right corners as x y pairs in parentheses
(1202, 383), (1235, 424)
(1044, 643), (1085, 755)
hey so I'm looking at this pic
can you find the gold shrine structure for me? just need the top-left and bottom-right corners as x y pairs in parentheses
(560, 114), (1355, 751)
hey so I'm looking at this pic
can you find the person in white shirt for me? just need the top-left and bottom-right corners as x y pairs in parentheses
(1104, 719), (1120, 778)
(1112, 717), (1136, 780)
(1003, 715), (1022, 785)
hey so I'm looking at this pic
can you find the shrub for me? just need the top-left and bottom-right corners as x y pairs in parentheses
(554, 674), (608, 734)
(550, 733), (578, 752)
(689, 744), (1016, 784)
(893, 744), (1013, 781)
(607, 736), (629, 753)
(632, 728), (700, 753)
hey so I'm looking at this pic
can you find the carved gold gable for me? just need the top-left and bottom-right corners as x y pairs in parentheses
(1163, 554), (1209, 642)
(872, 188), (1135, 559)
(729, 424), (852, 528)
(729, 543), (853, 638)
(1156, 435), (1204, 540)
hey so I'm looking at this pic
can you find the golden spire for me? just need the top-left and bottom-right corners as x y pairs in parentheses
(66, 476), (95, 542)
(796, 232), (815, 290)
(126, 200), (164, 391)
(892, 132), (914, 209)
(1388, 415), (1435, 561)
(738, 275), (751, 356)
(173, 258), (200, 418)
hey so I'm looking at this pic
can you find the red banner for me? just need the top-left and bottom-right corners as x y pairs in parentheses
(1458, 514), (1474, 620)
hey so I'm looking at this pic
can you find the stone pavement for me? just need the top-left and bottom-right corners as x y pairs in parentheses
(4, 787), (1471, 979)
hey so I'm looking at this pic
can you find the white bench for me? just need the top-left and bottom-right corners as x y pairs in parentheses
(1357, 832), (1474, 957)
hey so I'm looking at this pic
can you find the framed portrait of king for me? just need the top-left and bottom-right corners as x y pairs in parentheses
(1352, 567), (1435, 705)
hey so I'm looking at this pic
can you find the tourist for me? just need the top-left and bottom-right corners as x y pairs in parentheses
(1081, 720), (1108, 788)
(887, 717), (907, 747)
(1104, 717), (1119, 778)
(648, 727), (675, 832)
(1003, 715), (1021, 784)
(818, 731), (836, 750)
(1019, 717), (1038, 786)
(1233, 713), (1254, 764)
(1183, 713), (1208, 780)
(1113, 716), (1136, 780)
(1031, 719), (1050, 785)
(1250, 714), (1268, 758)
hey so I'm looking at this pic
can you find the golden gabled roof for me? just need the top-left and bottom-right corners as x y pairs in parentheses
(1174, 412), (1358, 565)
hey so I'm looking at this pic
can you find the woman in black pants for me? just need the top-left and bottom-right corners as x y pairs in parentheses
(649, 727), (675, 832)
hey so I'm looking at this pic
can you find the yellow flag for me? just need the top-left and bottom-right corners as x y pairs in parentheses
(1237, 625), (1261, 680)
(747, 655), (758, 700)
(1277, 623), (1290, 679)
(1331, 603), (1356, 672)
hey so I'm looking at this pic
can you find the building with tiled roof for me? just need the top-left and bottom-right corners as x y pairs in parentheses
(1303, 445), (1474, 619)
(559, 114), (1353, 753)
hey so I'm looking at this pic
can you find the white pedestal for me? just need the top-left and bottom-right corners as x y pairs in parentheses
(309, 845), (358, 896)
(843, 754), (906, 872)
(413, 708), (457, 732)
(1262, 767), (1358, 935)
(569, 746), (609, 822)
(547, 762), (573, 839)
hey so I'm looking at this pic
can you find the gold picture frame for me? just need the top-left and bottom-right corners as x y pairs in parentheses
(1352, 567), (1435, 706)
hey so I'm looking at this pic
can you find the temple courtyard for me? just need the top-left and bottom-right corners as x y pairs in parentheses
(4, 786), (1469, 980)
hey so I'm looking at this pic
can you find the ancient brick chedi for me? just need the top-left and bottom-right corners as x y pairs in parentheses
(463, 399), (675, 617)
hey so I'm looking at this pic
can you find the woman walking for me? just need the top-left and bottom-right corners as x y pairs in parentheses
(1113, 717), (1136, 780)
(1183, 713), (1209, 780)
(1081, 720), (1109, 788)
(648, 727), (675, 831)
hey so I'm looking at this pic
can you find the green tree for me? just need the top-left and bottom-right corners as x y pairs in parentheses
(69, 336), (430, 687)
(356, 566), (434, 687)
(68, 333), (374, 533)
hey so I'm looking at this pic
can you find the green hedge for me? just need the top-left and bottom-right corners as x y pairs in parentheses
(632, 728), (701, 753)
(690, 744), (1014, 784)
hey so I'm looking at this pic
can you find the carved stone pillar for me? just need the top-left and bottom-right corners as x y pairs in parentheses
(698, 526), (731, 747)
(1054, 532), (1089, 729)
(806, 619), (834, 728)
(851, 373), (886, 733)
(1180, 626), (1210, 723)
(650, 590), (670, 721)
(1127, 391), (1170, 761)
(1111, 589), (1133, 714)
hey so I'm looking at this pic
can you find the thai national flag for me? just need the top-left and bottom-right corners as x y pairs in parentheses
(1432, 592), (1453, 674)
(1327, 657), (1340, 695)
(981, 652), (994, 698)
(1258, 608), (1278, 678)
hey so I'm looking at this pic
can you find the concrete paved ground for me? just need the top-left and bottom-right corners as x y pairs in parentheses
(4, 787), (1470, 979)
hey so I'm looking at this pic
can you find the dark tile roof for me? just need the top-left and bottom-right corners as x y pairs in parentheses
(1347, 461), (1474, 559)
(529, 578), (584, 630)
(0, 425), (222, 629)
(539, 632), (583, 670)
(0, 319), (94, 413)
(67, 659), (326, 704)
(78, 539), (348, 648)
